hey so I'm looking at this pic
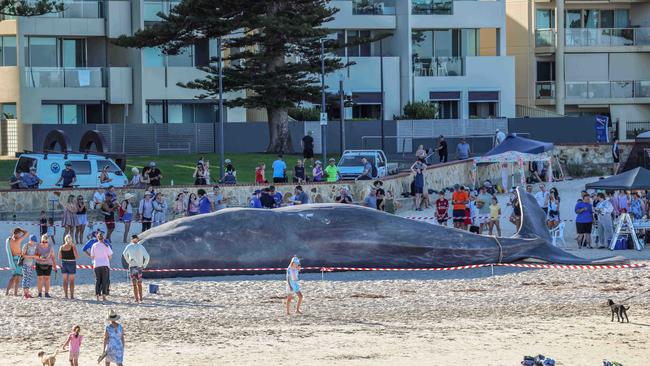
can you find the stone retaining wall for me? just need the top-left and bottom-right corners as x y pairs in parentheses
(554, 142), (632, 177)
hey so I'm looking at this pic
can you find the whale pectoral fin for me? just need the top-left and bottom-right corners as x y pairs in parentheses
(514, 188), (553, 242)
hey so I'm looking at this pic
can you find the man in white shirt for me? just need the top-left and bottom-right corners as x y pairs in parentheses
(122, 234), (150, 303)
(534, 184), (549, 214)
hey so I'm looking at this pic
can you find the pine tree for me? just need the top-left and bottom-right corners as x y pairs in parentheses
(0, 1), (63, 16)
(116, 0), (350, 153)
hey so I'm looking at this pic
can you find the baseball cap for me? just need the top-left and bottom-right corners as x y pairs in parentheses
(30, 235), (38, 242)
(254, 189), (261, 195)
(64, 161), (72, 166)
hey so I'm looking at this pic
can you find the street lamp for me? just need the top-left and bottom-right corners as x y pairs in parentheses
(339, 73), (345, 155)
(217, 36), (225, 181)
(320, 38), (327, 162)
(379, 38), (385, 151)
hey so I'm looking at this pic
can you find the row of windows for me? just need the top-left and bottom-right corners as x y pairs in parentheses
(536, 9), (630, 29)
(146, 101), (222, 124)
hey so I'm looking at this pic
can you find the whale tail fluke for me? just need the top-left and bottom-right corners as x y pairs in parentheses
(513, 187), (553, 242)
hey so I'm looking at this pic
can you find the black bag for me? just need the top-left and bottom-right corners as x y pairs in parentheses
(469, 225), (480, 234)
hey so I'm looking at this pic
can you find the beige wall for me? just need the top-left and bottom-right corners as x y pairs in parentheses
(506, 0), (533, 107)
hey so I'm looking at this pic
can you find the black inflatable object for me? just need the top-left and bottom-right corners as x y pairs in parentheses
(134, 188), (626, 278)
(79, 130), (106, 153)
(43, 129), (70, 152)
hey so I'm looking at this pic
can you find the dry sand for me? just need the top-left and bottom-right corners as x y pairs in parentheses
(1, 262), (649, 366)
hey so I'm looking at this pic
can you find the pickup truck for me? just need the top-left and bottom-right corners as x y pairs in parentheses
(337, 150), (399, 180)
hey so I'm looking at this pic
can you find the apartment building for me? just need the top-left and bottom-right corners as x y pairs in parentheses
(324, 0), (515, 121)
(507, 0), (650, 140)
(0, 0), (514, 152)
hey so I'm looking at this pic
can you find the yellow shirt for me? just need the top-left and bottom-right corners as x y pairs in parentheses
(489, 204), (500, 220)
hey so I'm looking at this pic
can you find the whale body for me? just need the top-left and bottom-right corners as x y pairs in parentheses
(133, 188), (625, 278)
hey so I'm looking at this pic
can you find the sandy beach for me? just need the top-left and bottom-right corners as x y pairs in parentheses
(1, 177), (650, 365)
(1, 262), (649, 366)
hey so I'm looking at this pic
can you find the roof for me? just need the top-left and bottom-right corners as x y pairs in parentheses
(484, 134), (554, 156)
(585, 167), (650, 190)
(636, 131), (650, 140)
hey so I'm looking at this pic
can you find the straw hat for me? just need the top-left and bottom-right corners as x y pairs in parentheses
(106, 309), (120, 321)
(124, 193), (135, 200)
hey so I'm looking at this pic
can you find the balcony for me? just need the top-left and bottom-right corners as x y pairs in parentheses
(38, 0), (104, 18)
(565, 80), (650, 99)
(535, 29), (555, 47)
(25, 67), (104, 88)
(565, 28), (650, 48)
(412, 0), (452, 15)
(535, 81), (555, 99)
(413, 57), (464, 77)
(351, 0), (396, 15)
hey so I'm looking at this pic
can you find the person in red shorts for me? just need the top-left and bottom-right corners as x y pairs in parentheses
(435, 191), (449, 225)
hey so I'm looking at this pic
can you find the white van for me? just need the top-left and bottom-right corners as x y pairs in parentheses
(14, 153), (128, 189)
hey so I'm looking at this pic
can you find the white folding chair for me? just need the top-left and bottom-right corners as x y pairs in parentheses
(550, 221), (566, 247)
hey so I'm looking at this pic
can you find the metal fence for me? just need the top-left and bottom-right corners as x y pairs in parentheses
(626, 121), (650, 139)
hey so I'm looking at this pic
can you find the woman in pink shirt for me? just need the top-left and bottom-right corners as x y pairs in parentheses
(61, 325), (83, 366)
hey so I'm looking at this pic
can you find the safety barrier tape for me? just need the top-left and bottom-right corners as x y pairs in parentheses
(0, 263), (644, 273)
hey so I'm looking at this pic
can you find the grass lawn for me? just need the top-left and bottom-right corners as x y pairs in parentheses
(0, 153), (337, 189)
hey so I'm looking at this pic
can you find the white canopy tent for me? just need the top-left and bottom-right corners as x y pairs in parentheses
(472, 151), (553, 189)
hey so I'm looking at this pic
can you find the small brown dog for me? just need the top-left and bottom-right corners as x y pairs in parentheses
(38, 350), (60, 366)
(608, 299), (630, 323)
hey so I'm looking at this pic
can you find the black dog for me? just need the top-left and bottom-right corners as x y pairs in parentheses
(608, 299), (630, 323)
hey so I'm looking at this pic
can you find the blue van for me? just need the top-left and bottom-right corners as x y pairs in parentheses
(14, 153), (128, 189)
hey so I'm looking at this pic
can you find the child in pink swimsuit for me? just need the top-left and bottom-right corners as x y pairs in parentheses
(62, 325), (83, 366)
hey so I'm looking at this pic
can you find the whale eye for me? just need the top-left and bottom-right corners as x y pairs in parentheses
(322, 218), (331, 225)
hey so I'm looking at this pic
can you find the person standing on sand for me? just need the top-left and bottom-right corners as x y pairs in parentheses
(286, 256), (303, 315)
(5, 227), (27, 296)
(58, 234), (79, 299)
(20, 235), (39, 298)
(35, 234), (57, 298)
(61, 325), (83, 366)
(122, 235), (150, 304)
(91, 232), (113, 302)
(103, 310), (125, 366)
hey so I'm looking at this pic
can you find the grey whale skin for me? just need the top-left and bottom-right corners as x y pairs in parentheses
(134, 188), (625, 278)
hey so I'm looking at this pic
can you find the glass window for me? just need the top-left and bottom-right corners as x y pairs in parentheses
(359, 30), (371, 57)
(62, 39), (86, 68)
(167, 46), (193, 67)
(195, 104), (215, 123)
(41, 104), (58, 124)
(469, 102), (498, 119)
(536, 61), (555, 81)
(61, 104), (84, 124)
(144, 1), (165, 22)
(614, 10), (629, 28)
(1, 103), (16, 118)
(98, 160), (120, 173)
(2, 36), (16, 66)
(144, 47), (164, 67)
(584, 10), (599, 28)
(412, 30), (433, 60)
(461, 29), (478, 57)
(566, 10), (582, 28)
(334, 30), (345, 57)
(431, 100), (459, 119)
(536, 9), (555, 29)
(28, 37), (58, 67)
(352, 104), (380, 119)
(433, 30), (452, 57)
(147, 103), (163, 123)
(69, 161), (91, 175)
(347, 31), (359, 57)
(600, 10), (614, 29)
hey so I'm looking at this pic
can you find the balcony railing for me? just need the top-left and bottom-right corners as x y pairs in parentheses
(412, 0), (452, 15)
(144, 0), (181, 23)
(565, 80), (650, 99)
(535, 29), (555, 47)
(535, 81), (555, 99)
(351, 0), (396, 15)
(25, 67), (104, 88)
(565, 28), (650, 47)
(413, 57), (464, 76)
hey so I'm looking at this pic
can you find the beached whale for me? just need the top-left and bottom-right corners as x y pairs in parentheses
(132, 188), (626, 278)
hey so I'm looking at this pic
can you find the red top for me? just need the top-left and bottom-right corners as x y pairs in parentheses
(435, 198), (449, 218)
(255, 168), (265, 184)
